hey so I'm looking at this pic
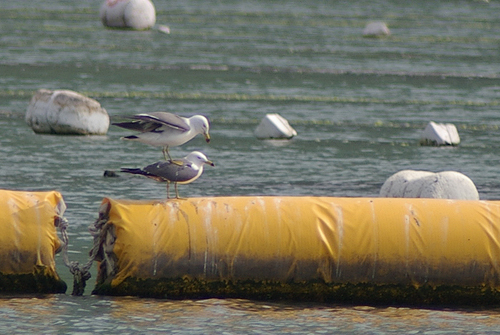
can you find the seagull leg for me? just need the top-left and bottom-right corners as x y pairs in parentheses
(163, 146), (173, 162)
(174, 182), (180, 199)
(166, 182), (171, 199)
(164, 146), (183, 166)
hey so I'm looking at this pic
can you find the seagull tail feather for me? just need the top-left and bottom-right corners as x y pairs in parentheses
(112, 121), (145, 131)
(121, 135), (139, 140)
(120, 168), (146, 176)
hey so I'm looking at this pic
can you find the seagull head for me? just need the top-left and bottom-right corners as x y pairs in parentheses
(190, 115), (211, 143)
(185, 151), (215, 168)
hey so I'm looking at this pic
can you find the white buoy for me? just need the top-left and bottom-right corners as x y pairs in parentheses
(380, 170), (479, 200)
(420, 121), (460, 146)
(25, 89), (110, 135)
(363, 22), (391, 37)
(254, 114), (297, 140)
(100, 0), (156, 30)
(157, 25), (171, 34)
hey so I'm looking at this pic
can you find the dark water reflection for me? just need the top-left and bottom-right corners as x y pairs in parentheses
(1, 296), (500, 334)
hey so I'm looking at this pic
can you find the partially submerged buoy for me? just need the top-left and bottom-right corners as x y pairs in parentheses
(25, 89), (110, 135)
(380, 170), (479, 200)
(254, 113), (297, 140)
(420, 121), (460, 146)
(363, 22), (391, 37)
(157, 25), (171, 34)
(103, 170), (119, 177)
(100, 0), (156, 30)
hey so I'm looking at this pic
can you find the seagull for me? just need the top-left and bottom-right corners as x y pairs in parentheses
(120, 151), (214, 199)
(113, 112), (211, 161)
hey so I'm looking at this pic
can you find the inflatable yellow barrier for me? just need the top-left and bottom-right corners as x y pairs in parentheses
(0, 190), (67, 294)
(91, 196), (500, 304)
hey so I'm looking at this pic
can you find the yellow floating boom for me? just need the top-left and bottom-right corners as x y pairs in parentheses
(92, 196), (500, 304)
(0, 190), (67, 294)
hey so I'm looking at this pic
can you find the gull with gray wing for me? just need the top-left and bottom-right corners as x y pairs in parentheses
(113, 112), (211, 161)
(120, 151), (214, 199)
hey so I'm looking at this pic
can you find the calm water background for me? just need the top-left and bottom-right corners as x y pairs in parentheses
(1, 0), (500, 333)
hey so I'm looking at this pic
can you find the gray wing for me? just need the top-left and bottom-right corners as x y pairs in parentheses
(143, 159), (199, 182)
(120, 167), (165, 182)
(133, 112), (190, 131)
(113, 112), (190, 133)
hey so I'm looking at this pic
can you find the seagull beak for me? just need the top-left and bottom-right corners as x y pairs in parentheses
(206, 160), (215, 167)
(204, 133), (211, 143)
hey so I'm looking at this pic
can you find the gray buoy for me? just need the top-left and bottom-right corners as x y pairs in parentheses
(254, 114), (297, 140)
(100, 0), (156, 30)
(420, 121), (460, 146)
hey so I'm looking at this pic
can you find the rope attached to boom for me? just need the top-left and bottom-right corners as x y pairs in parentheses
(56, 206), (110, 296)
